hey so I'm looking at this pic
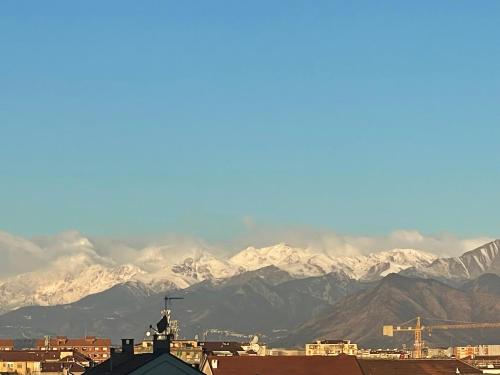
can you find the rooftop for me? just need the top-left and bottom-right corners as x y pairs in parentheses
(205, 355), (364, 375)
(85, 353), (202, 375)
(358, 359), (482, 375)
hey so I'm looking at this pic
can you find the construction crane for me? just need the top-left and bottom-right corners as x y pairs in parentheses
(383, 316), (500, 359)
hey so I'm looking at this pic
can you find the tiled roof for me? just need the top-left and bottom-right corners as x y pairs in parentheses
(41, 362), (86, 373)
(359, 359), (482, 375)
(206, 354), (364, 375)
(0, 339), (14, 347)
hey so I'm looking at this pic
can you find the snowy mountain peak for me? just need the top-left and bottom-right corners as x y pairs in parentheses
(1, 234), (499, 314)
(229, 244), (438, 280)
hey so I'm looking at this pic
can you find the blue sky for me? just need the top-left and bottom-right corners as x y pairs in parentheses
(1, 1), (499, 240)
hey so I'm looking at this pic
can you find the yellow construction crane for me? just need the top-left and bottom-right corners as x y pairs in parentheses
(383, 316), (500, 359)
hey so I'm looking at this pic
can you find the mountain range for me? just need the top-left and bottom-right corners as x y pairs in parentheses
(0, 231), (446, 313)
(1, 234), (500, 348)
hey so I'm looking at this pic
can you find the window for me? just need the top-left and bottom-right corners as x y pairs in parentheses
(17, 364), (22, 369)
(103, 354), (108, 358)
(95, 347), (100, 351)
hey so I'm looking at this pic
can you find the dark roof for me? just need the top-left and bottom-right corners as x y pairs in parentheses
(84, 353), (202, 375)
(359, 359), (482, 375)
(198, 342), (243, 355)
(42, 362), (86, 373)
(207, 354), (364, 375)
(317, 340), (350, 345)
(62, 351), (94, 363)
(85, 354), (157, 375)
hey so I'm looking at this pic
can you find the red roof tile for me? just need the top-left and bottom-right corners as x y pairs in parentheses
(207, 354), (364, 375)
(359, 359), (482, 375)
(0, 339), (14, 347)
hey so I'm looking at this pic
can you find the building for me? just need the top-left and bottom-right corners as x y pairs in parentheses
(266, 348), (306, 356)
(170, 341), (203, 367)
(197, 342), (244, 357)
(36, 337), (111, 363)
(423, 347), (452, 359)
(305, 340), (358, 356)
(0, 350), (89, 375)
(0, 340), (14, 351)
(84, 338), (203, 375)
(455, 345), (500, 359)
(201, 354), (364, 375)
(356, 349), (408, 359)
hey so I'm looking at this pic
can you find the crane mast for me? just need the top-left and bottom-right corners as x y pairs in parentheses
(383, 316), (500, 359)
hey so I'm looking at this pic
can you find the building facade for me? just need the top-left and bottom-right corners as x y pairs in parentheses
(0, 350), (87, 375)
(305, 340), (358, 356)
(36, 337), (111, 363)
(454, 345), (500, 359)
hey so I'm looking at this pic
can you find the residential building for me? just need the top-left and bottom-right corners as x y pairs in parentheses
(455, 345), (500, 359)
(170, 341), (203, 367)
(423, 347), (452, 358)
(36, 337), (111, 363)
(0, 350), (89, 375)
(0, 340), (14, 351)
(266, 348), (306, 356)
(305, 340), (358, 356)
(356, 349), (408, 359)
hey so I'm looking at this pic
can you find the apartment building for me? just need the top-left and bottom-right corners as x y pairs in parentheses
(0, 350), (87, 375)
(36, 337), (111, 363)
(305, 340), (358, 356)
(455, 345), (500, 359)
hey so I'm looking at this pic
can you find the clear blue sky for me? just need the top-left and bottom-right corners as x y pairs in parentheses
(1, 1), (499, 239)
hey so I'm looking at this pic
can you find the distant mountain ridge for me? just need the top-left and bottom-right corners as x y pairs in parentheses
(2, 269), (500, 348)
(283, 272), (500, 347)
(401, 240), (500, 281)
(1, 233), (499, 316)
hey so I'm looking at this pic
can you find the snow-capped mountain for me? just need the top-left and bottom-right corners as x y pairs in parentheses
(1, 229), (499, 315)
(229, 243), (338, 277)
(0, 231), (238, 313)
(230, 243), (438, 281)
(401, 240), (500, 281)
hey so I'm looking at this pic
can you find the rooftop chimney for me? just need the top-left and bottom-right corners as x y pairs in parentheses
(152, 334), (171, 355)
(121, 339), (134, 356)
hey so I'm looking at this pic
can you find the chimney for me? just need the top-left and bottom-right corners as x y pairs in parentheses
(152, 334), (171, 355)
(211, 359), (218, 369)
(121, 339), (134, 356)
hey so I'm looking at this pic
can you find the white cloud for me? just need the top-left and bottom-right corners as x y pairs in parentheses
(0, 228), (495, 280)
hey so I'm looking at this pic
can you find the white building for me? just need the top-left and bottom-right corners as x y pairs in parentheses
(305, 340), (358, 356)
